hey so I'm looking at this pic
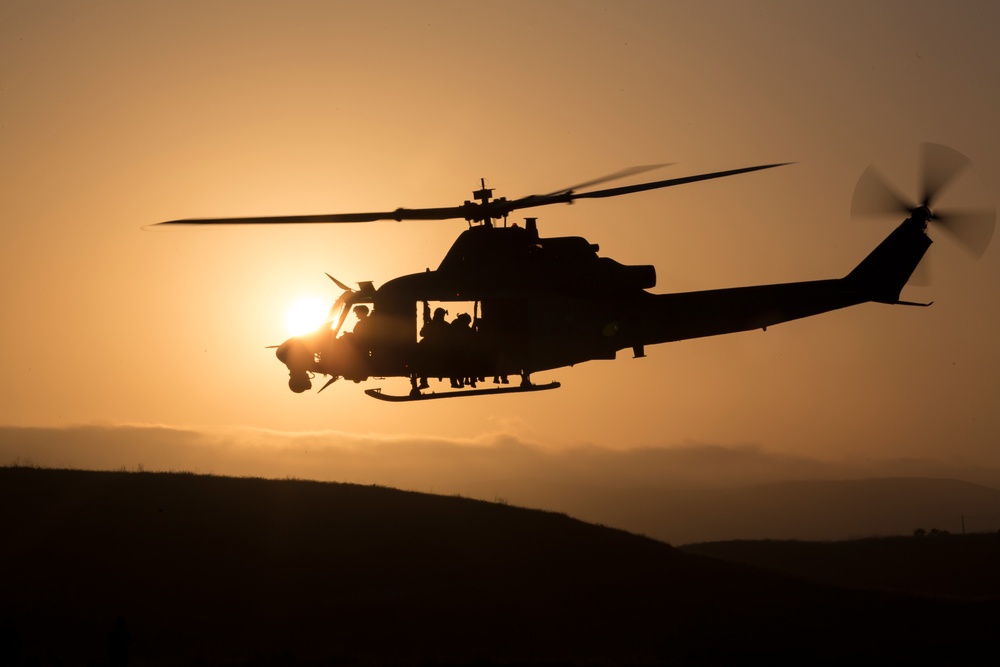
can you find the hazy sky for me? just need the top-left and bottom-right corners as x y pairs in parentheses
(3, 1), (1000, 484)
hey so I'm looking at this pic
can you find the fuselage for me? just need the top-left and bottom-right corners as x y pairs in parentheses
(276, 214), (931, 391)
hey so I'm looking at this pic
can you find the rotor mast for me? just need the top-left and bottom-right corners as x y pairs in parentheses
(464, 178), (508, 227)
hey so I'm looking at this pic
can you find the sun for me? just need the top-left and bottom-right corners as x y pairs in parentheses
(285, 296), (329, 336)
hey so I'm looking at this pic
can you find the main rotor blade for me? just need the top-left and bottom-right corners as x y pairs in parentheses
(154, 162), (790, 227)
(155, 205), (472, 226)
(508, 163), (792, 212)
(541, 163), (674, 197)
(851, 165), (913, 218)
(933, 206), (997, 258)
(560, 163), (792, 202)
(921, 142), (970, 209)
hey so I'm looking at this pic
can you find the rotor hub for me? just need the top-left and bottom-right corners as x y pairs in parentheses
(912, 205), (933, 226)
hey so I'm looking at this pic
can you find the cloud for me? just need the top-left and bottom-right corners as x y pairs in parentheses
(4, 423), (998, 491)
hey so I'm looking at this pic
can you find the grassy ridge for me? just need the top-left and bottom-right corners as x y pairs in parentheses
(2, 467), (998, 665)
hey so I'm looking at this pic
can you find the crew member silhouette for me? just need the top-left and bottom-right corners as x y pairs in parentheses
(450, 312), (476, 388)
(419, 306), (449, 340)
(346, 304), (379, 358)
(417, 307), (449, 388)
(352, 305), (373, 338)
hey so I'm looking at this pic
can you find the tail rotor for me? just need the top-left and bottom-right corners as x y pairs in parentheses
(851, 143), (995, 259)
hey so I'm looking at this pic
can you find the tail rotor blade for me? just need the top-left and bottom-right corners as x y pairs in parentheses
(921, 142), (970, 208)
(933, 207), (997, 259)
(851, 165), (913, 218)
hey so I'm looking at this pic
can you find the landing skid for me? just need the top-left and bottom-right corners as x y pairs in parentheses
(365, 381), (561, 402)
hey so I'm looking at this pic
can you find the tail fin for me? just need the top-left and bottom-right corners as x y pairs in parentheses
(844, 217), (931, 304)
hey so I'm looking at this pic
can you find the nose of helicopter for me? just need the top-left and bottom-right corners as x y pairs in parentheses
(274, 337), (295, 365)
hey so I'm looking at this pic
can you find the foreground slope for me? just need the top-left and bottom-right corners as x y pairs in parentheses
(2, 467), (998, 666)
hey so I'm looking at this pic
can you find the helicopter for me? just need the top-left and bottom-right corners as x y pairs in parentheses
(157, 143), (994, 401)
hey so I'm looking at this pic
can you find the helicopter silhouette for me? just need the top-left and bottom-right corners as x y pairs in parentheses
(157, 144), (994, 401)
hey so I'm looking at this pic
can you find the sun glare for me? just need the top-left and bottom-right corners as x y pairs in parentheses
(285, 296), (329, 336)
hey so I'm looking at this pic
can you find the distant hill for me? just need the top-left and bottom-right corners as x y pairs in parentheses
(2, 467), (998, 666)
(494, 477), (1000, 544)
(681, 532), (1000, 600)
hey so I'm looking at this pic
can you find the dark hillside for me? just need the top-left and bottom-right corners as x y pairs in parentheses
(1, 467), (998, 666)
(553, 478), (1000, 544)
(681, 533), (1000, 600)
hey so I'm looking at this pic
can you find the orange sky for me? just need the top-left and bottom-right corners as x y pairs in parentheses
(2, 1), (1000, 480)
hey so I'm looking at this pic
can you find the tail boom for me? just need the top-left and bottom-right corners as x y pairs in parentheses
(623, 216), (931, 348)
